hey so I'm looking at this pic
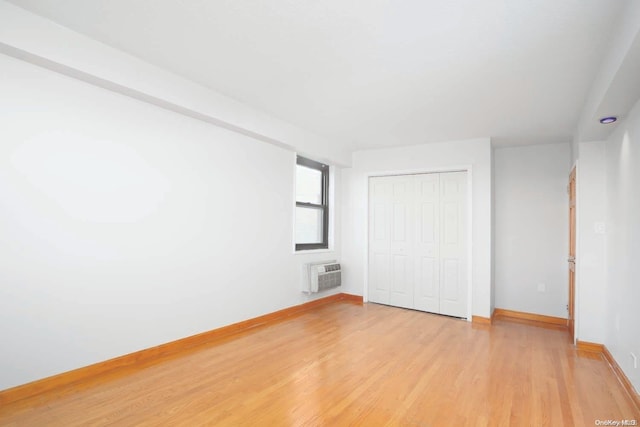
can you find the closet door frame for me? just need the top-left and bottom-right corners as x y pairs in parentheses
(364, 166), (474, 321)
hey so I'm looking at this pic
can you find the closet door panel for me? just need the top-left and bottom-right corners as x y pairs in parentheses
(368, 178), (391, 304)
(388, 176), (414, 309)
(414, 174), (440, 313)
(439, 172), (467, 318)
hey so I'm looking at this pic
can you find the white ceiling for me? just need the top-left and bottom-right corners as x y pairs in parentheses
(7, 0), (628, 150)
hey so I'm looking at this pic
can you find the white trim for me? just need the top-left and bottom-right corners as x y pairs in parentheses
(363, 165), (474, 320)
(572, 160), (579, 345)
(366, 166), (469, 177)
(291, 152), (299, 253)
(466, 167), (473, 322)
(328, 165), (336, 250)
(294, 249), (336, 255)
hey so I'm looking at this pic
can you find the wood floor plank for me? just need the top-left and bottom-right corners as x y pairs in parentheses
(1, 302), (638, 426)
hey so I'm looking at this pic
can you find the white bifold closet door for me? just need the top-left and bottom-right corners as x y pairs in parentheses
(368, 172), (467, 318)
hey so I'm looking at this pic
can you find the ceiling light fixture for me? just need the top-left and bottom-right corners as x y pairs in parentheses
(599, 116), (617, 124)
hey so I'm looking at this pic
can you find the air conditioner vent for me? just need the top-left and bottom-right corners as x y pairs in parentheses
(304, 261), (342, 293)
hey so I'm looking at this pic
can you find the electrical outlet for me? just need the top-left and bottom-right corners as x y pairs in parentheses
(631, 352), (638, 369)
(537, 283), (546, 293)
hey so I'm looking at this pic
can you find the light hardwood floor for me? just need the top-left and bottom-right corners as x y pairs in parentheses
(1, 302), (638, 426)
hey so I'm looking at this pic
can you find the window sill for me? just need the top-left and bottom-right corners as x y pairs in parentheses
(294, 248), (334, 255)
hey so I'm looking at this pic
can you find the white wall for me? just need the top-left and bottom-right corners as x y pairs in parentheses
(0, 1), (351, 166)
(576, 141), (607, 343)
(603, 98), (640, 392)
(570, 137), (580, 168)
(0, 54), (341, 390)
(574, 0), (640, 147)
(341, 138), (493, 318)
(494, 143), (570, 318)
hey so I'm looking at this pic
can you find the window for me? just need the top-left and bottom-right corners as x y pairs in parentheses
(295, 155), (329, 250)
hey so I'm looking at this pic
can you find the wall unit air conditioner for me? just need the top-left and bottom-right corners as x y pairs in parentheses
(305, 260), (342, 293)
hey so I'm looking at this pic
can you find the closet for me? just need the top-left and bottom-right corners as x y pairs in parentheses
(368, 171), (468, 317)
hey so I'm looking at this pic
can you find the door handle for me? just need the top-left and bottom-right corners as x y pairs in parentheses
(567, 256), (575, 263)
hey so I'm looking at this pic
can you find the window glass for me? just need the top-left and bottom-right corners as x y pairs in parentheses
(296, 165), (322, 205)
(295, 206), (324, 244)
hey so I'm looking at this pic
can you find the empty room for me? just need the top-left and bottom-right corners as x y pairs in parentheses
(1, 0), (639, 425)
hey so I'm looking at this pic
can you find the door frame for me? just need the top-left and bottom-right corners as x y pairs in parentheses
(363, 165), (474, 321)
(570, 162), (579, 344)
(568, 166), (576, 342)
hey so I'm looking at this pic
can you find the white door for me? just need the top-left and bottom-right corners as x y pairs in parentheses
(438, 172), (467, 317)
(368, 172), (467, 318)
(388, 176), (414, 309)
(368, 175), (415, 309)
(414, 173), (441, 313)
(368, 178), (391, 304)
